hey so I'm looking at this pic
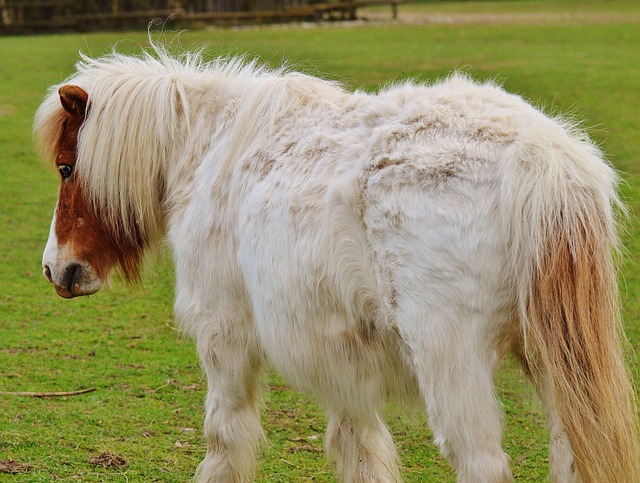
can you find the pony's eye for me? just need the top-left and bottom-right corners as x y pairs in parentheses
(58, 164), (74, 179)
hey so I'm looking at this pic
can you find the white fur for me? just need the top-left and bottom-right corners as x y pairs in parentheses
(35, 47), (621, 482)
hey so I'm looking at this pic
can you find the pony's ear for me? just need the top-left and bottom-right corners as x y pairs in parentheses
(58, 85), (88, 119)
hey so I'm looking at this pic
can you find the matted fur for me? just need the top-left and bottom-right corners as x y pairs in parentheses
(36, 44), (639, 482)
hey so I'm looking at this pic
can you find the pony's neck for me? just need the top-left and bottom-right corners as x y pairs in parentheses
(165, 68), (347, 214)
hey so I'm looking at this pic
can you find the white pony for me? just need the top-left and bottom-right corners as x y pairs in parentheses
(35, 45), (639, 482)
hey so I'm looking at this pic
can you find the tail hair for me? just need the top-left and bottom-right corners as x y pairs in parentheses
(503, 119), (640, 482)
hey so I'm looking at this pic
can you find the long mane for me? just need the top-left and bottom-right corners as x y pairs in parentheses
(34, 44), (345, 245)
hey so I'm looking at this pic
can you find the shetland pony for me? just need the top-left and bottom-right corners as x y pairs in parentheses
(35, 46), (639, 482)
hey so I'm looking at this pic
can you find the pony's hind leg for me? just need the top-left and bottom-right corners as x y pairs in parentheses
(326, 410), (401, 483)
(193, 320), (264, 483)
(540, 382), (580, 483)
(396, 302), (514, 483)
(513, 346), (579, 483)
(363, 166), (515, 482)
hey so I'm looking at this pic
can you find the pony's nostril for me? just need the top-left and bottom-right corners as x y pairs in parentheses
(43, 265), (53, 283)
(61, 263), (81, 293)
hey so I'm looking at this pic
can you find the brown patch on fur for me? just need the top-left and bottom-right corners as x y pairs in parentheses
(471, 126), (515, 143)
(241, 150), (279, 181)
(405, 116), (443, 135)
(282, 142), (295, 155)
(54, 85), (145, 283)
(301, 144), (328, 162)
(370, 158), (461, 193)
(373, 157), (404, 170)
(403, 113), (517, 145)
(525, 206), (640, 481)
(259, 158), (276, 180)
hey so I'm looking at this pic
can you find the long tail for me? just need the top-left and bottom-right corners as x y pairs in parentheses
(503, 118), (640, 482)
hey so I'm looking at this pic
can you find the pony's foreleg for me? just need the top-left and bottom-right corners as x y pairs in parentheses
(194, 325), (264, 483)
(325, 411), (401, 483)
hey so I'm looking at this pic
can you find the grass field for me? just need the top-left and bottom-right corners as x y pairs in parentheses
(1, 1), (639, 480)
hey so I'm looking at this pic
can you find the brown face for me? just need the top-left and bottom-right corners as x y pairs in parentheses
(42, 85), (144, 298)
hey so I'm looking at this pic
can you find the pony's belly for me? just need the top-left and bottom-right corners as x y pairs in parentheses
(253, 300), (418, 409)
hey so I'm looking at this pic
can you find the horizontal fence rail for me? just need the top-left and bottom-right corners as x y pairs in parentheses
(1, 0), (399, 33)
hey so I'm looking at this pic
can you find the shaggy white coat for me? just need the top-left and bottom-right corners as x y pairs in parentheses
(35, 48), (631, 482)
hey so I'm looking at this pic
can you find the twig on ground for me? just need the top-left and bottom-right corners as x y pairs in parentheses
(0, 388), (96, 397)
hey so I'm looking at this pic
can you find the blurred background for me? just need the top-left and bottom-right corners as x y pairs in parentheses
(0, 0), (400, 33)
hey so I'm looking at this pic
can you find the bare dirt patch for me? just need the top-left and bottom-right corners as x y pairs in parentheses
(88, 451), (128, 470)
(0, 459), (33, 474)
(359, 9), (640, 26)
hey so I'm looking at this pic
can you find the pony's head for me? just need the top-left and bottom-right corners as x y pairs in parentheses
(35, 48), (196, 298)
(35, 47), (301, 297)
(39, 84), (146, 298)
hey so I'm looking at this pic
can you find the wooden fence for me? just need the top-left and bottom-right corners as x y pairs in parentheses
(1, 0), (399, 33)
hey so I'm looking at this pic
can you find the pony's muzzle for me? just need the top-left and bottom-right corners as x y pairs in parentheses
(43, 261), (103, 298)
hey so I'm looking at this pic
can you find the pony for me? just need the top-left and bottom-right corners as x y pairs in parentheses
(35, 45), (639, 482)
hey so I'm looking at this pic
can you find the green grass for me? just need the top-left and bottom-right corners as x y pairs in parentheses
(1, 1), (639, 480)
